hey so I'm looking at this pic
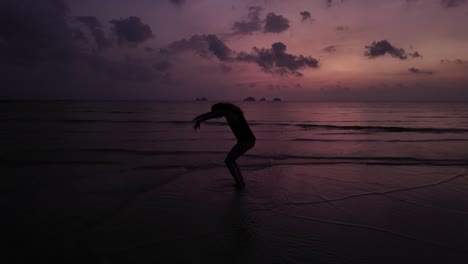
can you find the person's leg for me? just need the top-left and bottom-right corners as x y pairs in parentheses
(225, 141), (255, 188)
(232, 162), (245, 186)
(225, 161), (242, 187)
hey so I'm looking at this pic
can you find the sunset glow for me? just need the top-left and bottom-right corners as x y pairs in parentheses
(2, 0), (468, 101)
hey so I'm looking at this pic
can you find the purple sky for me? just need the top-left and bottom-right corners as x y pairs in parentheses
(1, 0), (468, 101)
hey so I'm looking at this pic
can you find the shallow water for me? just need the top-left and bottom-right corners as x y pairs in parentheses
(3, 101), (468, 166)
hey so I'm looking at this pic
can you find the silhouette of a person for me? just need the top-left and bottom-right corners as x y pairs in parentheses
(193, 103), (256, 188)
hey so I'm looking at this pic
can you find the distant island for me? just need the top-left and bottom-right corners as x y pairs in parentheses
(195, 97), (208, 101)
(242, 97), (282, 102)
(243, 96), (256, 101)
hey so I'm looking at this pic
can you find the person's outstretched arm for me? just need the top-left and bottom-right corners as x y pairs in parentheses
(192, 111), (223, 130)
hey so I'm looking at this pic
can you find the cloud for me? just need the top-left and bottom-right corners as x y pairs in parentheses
(323, 45), (337, 52)
(336, 26), (349, 31)
(454, 59), (468, 64)
(170, 0), (185, 7)
(219, 64), (232, 73)
(168, 34), (232, 61)
(167, 35), (211, 58)
(232, 8), (290, 34)
(409, 51), (422, 58)
(365, 40), (409, 60)
(75, 16), (112, 51)
(441, 59), (468, 64)
(236, 42), (319, 76)
(406, 0), (466, 8)
(110, 16), (153, 46)
(168, 36), (318, 76)
(71, 28), (87, 43)
(232, 6), (263, 35)
(408, 67), (433, 75)
(0, 0), (166, 99)
(441, 0), (467, 8)
(300, 11), (312, 22)
(264, 13), (290, 33)
(153, 61), (171, 72)
(76, 16), (101, 29)
(0, 0), (75, 67)
(206, 35), (232, 61)
(326, 0), (344, 8)
(117, 56), (154, 82)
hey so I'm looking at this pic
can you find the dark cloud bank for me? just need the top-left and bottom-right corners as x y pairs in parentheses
(74, 16), (112, 51)
(0, 0), (74, 67)
(0, 0), (158, 99)
(0, 0), (315, 100)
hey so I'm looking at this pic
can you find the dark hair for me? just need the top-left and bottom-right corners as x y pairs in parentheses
(211, 103), (243, 114)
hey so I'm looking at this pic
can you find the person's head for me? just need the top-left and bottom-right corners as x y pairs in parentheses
(211, 103), (243, 115)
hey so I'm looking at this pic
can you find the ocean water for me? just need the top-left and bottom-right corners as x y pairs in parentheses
(3, 101), (468, 168)
(3, 101), (468, 263)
